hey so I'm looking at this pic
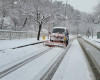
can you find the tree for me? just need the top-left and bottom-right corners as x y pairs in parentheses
(0, 0), (88, 36)
(33, 4), (50, 40)
(0, 6), (7, 29)
(11, 17), (18, 31)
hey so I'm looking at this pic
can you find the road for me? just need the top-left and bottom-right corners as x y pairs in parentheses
(78, 38), (100, 80)
(0, 37), (100, 80)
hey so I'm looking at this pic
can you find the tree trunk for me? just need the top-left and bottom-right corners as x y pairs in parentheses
(20, 18), (27, 30)
(37, 24), (42, 40)
(23, 18), (27, 28)
(0, 18), (4, 29)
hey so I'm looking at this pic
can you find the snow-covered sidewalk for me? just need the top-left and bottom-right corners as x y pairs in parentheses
(87, 36), (100, 43)
(83, 37), (100, 48)
(52, 40), (94, 80)
(0, 37), (48, 50)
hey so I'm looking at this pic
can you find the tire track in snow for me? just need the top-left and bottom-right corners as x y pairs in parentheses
(0, 47), (52, 79)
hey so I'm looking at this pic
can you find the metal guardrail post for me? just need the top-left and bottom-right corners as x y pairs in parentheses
(26, 32), (27, 39)
(10, 30), (12, 40)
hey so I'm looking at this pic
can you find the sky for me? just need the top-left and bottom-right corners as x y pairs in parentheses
(54, 0), (99, 13)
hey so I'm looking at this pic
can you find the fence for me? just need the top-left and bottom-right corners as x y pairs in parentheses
(0, 30), (47, 40)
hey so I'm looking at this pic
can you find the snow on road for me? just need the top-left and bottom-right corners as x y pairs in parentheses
(0, 44), (49, 72)
(0, 35), (79, 80)
(0, 35), (74, 72)
(0, 47), (64, 80)
(52, 40), (94, 80)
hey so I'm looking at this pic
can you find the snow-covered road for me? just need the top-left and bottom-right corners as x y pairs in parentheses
(0, 47), (64, 80)
(0, 43), (49, 72)
(0, 35), (96, 80)
(52, 40), (94, 80)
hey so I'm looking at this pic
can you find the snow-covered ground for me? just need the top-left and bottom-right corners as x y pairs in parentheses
(0, 44), (49, 72)
(52, 40), (94, 80)
(0, 35), (75, 69)
(0, 47), (64, 80)
(0, 35), (95, 80)
(0, 37), (48, 50)
(83, 36), (100, 48)
(0, 35), (75, 50)
(87, 36), (100, 43)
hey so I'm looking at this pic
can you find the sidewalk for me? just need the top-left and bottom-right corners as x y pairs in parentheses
(0, 37), (48, 50)
(52, 39), (94, 80)
(83, 37), (100, 48)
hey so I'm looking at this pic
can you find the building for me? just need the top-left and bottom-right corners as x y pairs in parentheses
(97, 32), (100, 39)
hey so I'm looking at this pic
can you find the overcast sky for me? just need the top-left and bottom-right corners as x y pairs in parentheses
(54, 0), (99, 13)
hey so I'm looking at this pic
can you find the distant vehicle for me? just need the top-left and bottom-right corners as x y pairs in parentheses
(77, 34), (82, 38)
(44, 27), (69, 48)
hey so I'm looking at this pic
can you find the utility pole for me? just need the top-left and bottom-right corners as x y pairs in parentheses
(64, 0), (69, 27)
(48, 0), (52, 39)
(65, 0), (69, 17)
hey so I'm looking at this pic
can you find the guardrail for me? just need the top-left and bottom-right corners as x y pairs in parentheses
(0, 30), (47, 40)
